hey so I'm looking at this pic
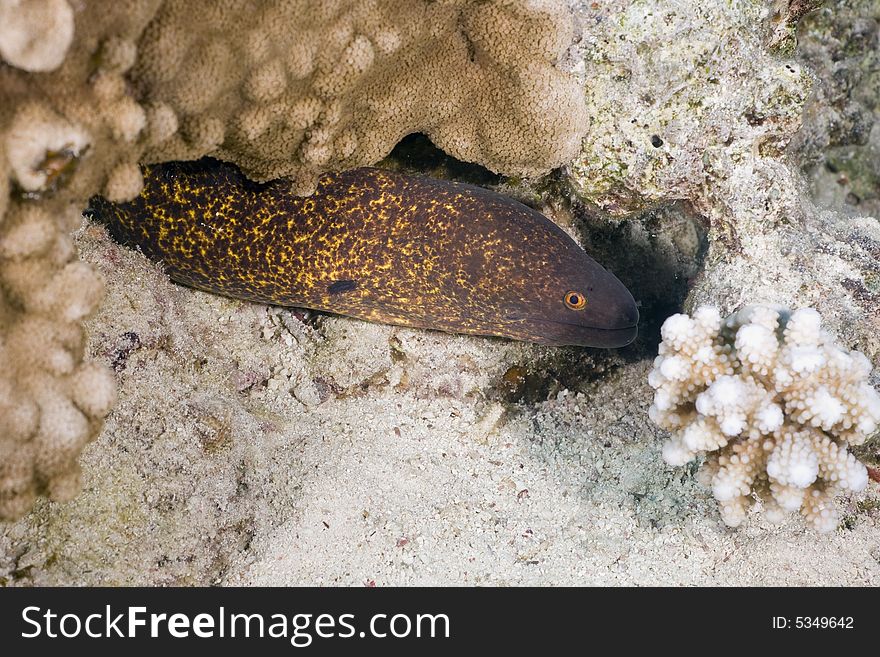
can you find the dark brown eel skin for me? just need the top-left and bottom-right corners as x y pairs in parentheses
(89, 158), (638, 347)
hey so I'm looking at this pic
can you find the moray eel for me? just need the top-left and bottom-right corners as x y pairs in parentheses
(90, 159), (638, 347)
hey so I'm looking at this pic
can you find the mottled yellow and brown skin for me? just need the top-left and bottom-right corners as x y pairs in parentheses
(90, 159), (638, 347)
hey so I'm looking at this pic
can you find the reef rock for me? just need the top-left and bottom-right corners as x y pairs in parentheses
(565, 0), (880, 361)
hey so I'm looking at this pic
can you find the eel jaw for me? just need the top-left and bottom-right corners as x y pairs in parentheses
(539, 321), (639, 348)
(507, 316), (639, 348)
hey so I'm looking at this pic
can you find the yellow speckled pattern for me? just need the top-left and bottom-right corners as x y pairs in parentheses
(91, 159), (638, 347)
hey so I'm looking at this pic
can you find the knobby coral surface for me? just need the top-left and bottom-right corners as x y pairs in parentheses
(649, 305), (880, 532)
(0, 0), (154, 519)
(0, 0), (75, 73)
(136, 0), (588, 189)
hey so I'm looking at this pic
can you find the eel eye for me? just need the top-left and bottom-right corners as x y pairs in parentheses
(564, 291), (587, 310)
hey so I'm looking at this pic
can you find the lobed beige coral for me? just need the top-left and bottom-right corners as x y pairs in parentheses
(0, 0), (162, 520)
(0, 0), (75, 73)
(0, 0), (586, 520)
(648, 305), (880, 532)
(0, 201), (116, 518)
(134, 0), (587, 190)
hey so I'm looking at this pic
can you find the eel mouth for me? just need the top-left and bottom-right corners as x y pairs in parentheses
(584, 323), (639, 348)
(543, 321), (638, 348)
(511, 316), (639, 348)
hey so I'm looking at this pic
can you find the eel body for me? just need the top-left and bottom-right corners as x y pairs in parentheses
(90, 159), (638, 347)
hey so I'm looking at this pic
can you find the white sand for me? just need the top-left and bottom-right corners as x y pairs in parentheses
(2, 222), (876, 586)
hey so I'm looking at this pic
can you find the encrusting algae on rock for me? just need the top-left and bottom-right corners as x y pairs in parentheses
(648, 304), (880, 532)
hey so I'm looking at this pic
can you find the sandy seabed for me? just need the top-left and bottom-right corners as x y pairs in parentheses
(0, 219), (876, 586)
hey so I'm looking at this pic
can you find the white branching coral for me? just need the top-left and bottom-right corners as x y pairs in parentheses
(649, 305), (880, 532)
